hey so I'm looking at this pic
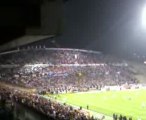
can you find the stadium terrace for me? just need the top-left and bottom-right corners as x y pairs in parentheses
(0, 48), (142, 120)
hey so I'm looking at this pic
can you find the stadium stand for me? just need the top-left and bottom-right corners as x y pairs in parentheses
(0, 48), (137, 120)
(0, 48), (137, 91)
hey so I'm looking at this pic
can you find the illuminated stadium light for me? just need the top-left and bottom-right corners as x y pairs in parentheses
(142, 6), (146, 27)
(144, 61), (146, 64)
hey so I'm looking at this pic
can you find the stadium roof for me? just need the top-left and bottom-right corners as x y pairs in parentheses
(0, 0), (66, 52)
(0, 35), (54, 52)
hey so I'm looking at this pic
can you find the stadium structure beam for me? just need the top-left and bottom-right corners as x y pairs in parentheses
(0, 35), (54, 52)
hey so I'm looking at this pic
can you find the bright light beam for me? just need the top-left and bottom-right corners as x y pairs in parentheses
(142, 6), (146, 27)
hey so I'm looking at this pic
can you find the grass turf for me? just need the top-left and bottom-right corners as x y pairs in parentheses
(49, 89), (146, 120)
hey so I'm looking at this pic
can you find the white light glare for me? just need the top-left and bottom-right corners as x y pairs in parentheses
(142, 6), (146, 27)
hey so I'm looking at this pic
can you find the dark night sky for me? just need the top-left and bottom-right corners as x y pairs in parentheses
(56, 0), (146, 56)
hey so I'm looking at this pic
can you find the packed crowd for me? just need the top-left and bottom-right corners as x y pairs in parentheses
(0, 65), (136, 93)
(0, 86), (97, 120)
(0, 48), (138, 120)
(0, 48), (137, 93)
(0, 48), (103, 65)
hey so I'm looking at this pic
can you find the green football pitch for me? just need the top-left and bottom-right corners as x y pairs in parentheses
(49, 89), (146, 120)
